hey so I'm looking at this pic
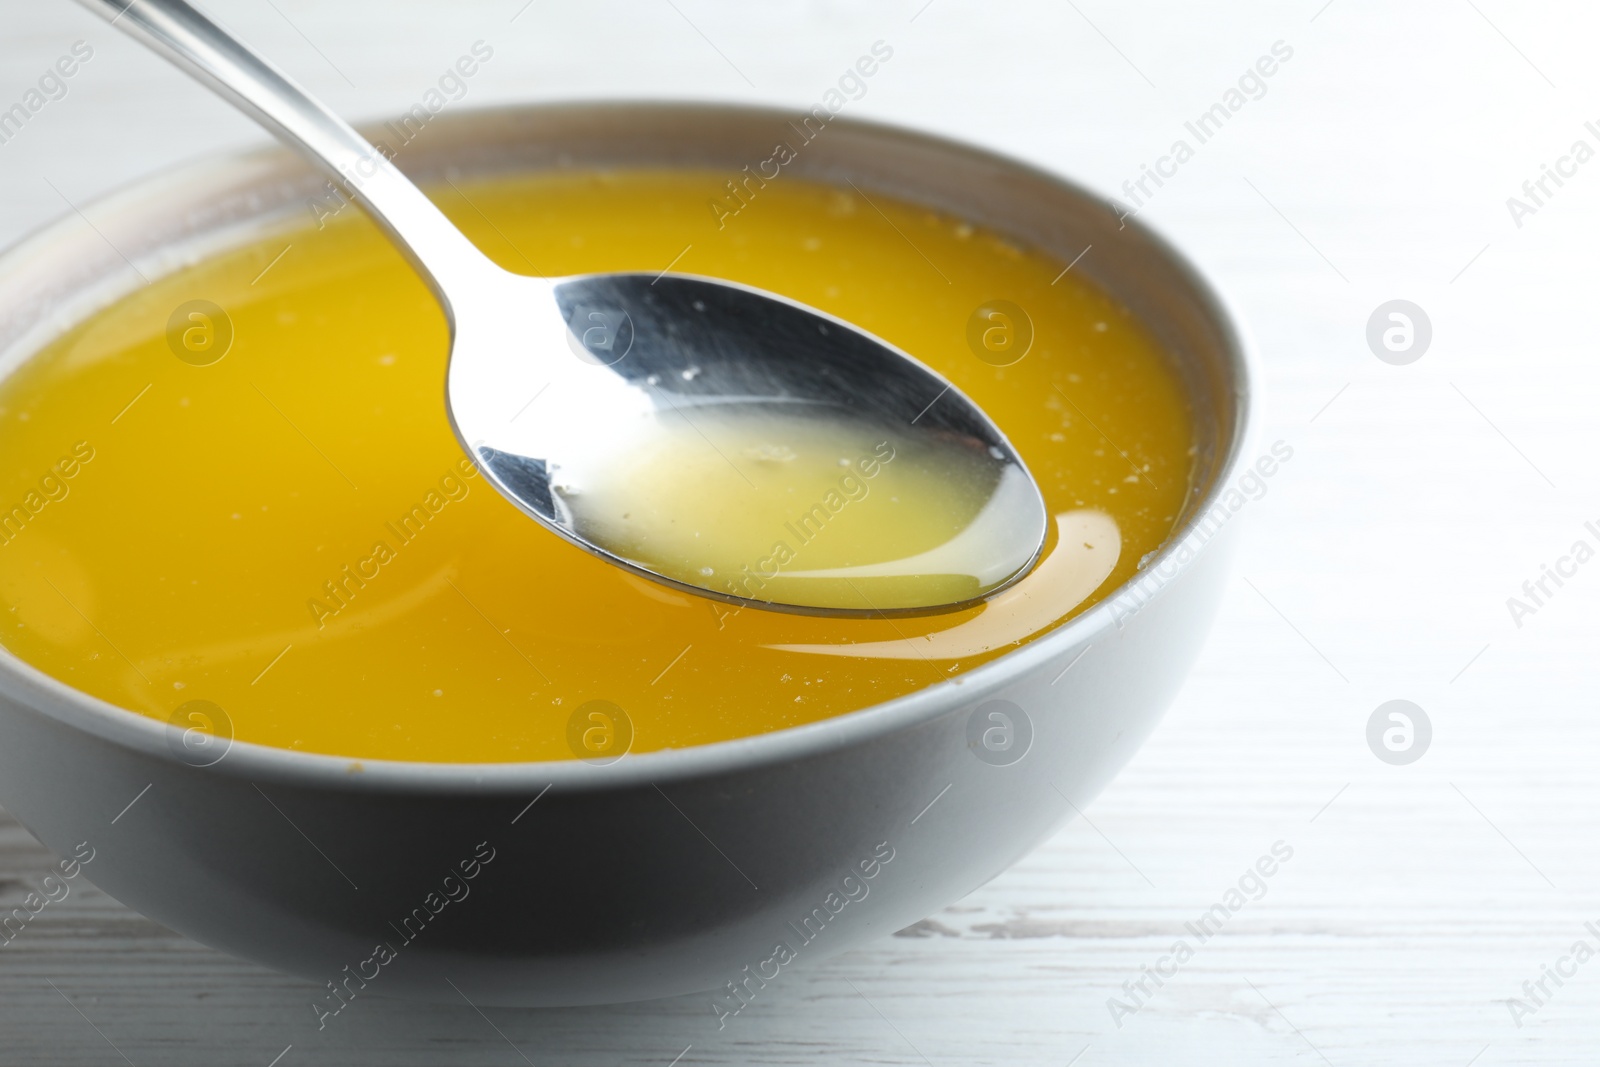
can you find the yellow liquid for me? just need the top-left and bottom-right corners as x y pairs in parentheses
(0, 171), (1194, 762)
(559, 406), (1042, 611)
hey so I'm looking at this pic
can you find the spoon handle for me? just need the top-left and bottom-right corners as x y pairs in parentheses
(74, 0), (495, 304)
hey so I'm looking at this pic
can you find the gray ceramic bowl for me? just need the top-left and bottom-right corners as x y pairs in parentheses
(0, 102), (1251, 1008)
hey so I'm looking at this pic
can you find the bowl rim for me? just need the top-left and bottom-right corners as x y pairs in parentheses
(0, 99), (1256, 794)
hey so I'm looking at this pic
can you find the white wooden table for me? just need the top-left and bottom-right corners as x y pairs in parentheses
(5, 1), (1599, 1062)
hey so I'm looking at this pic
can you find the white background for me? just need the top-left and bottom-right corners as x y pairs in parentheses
(2, 1), (1599, 1063)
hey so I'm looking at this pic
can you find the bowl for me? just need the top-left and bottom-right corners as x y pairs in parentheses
(0, 102), (1251, 1007)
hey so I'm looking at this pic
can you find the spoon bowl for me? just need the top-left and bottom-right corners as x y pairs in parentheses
(454, 268), (1047, 613)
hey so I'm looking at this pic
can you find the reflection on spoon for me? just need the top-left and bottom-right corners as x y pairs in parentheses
(764, 510), (1119, 660)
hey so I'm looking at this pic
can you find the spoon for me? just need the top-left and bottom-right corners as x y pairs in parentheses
(80, 0), (1049, 615)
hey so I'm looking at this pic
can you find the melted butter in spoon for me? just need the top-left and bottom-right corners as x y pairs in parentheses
(546, 404), (1046, 613)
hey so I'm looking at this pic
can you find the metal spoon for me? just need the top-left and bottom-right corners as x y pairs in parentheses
(79, 0), (1048, 615)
